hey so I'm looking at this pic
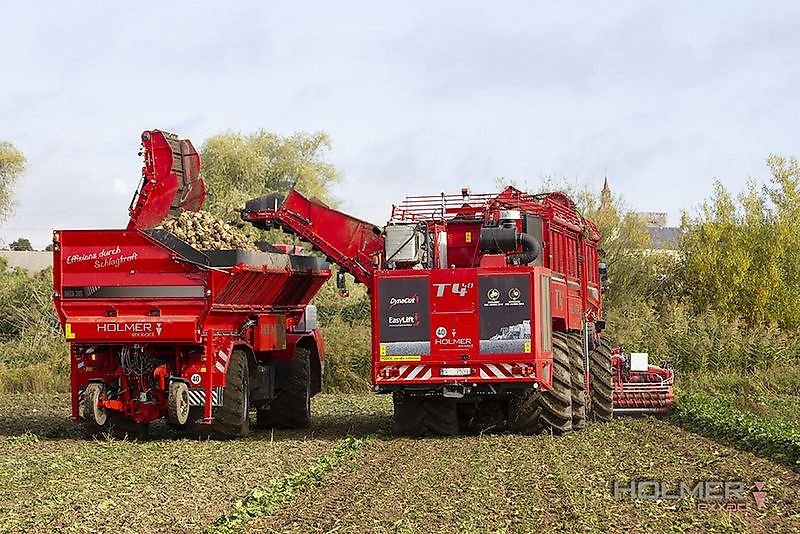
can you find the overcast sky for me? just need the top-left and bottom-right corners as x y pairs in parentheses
(1, 1), (799, 248)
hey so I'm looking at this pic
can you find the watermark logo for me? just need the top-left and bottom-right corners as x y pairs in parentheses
(611, 480), (766, 511)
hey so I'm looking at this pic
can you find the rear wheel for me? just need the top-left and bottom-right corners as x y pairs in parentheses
(393, 394), (458, 437)
(589, 336), (614, 422)
(82, 383), (108, 436)
(256, 346), (312, 429)
(213, 350), (250, 438)
(508, 336), (572, 434)
(82, 383), (148, 440)
(167, 381), (191, 429)
(564, 333), (588, 431)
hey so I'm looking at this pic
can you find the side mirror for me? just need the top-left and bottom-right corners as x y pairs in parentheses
(598, 262), (608, 283)
(336, 271), (349, 298)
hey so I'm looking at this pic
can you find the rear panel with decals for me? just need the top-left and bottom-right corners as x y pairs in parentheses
(373, 266), (554, 387)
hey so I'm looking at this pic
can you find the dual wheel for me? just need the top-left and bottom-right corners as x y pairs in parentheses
(213, 346), (312, 438)
(391, 332), (614, 437)
(508, 332), (613, 434)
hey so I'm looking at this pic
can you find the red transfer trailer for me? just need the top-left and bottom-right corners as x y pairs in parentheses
(53, 130), (330, 438)
(243, 187), (614, 435)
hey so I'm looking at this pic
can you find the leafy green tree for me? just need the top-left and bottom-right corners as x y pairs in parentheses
(200, 130), (341, 222)
(9, 238), (33, 251)
(0, 141), (26, 223)
(679, 155), (800, 329)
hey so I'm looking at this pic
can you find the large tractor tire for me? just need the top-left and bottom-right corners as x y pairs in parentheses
(508, 337), (573, 434)
(82, 383), (148, 440)
(589, 336), (614, 422)
(213, 350), (250, 438)
(563, 333), (588, 431)
(256, 346), (312, 429)
(393, 394), (458, 437)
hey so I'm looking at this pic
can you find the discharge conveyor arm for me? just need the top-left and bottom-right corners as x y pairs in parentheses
(242, 190), (384, 287)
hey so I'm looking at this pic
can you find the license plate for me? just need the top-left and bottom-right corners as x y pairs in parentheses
(441, 367), (471, 377)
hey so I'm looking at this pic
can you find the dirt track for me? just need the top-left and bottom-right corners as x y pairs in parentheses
(1, 393), (798, 533)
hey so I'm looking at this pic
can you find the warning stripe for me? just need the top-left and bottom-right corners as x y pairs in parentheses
(378, 363), (534, 382)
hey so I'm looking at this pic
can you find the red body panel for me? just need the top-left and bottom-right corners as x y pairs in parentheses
(371, 267), (554, 388)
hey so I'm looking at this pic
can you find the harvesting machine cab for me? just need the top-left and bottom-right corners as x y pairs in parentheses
(53, 130), (331, 438)
(611, 349), (675, 414)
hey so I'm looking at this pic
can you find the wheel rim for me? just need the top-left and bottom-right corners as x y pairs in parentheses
(174, 383), (190, 425)
(90, 387), (107, 426)
(179, 389), (189, 422)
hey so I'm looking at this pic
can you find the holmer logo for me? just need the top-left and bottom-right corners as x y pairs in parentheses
(389, 295), (419, 308)
(97, 322), (163, 337)
(612, 480), (767, 511)
(387, 314), (420, 327)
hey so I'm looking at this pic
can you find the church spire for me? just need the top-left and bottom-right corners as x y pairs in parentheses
(600, 176), (612, 210)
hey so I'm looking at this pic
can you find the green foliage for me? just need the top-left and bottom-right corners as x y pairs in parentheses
(313, 271), (371, 392)
(0, 266), (68, 392)
(606, 301), (799, 375)
(0, 141), (25, 223)
(200, 130), (341, 223)
(674, 393), (800, 468)
(209, 435), (373, 533)
(680, 155), (800, 328)
(9, 237), (32, 251)
(582, 189), (677, 311)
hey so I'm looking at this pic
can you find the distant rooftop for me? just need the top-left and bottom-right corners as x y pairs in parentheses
(647, 226), (680, 249)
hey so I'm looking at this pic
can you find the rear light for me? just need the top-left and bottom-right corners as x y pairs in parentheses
(106, 310), (117, 317)
(379, 367), (400, 379)
(149, 309), (161, 317)
(511, 364), (535, 376)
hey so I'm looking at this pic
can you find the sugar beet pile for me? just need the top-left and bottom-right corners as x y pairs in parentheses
(159, 210), (257, 251)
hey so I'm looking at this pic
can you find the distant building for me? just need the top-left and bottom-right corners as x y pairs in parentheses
(601, 178), (680, 250)
(637, 211), (668, 228)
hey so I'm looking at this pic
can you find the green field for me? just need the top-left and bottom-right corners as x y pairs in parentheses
(1, 393), (799, 533)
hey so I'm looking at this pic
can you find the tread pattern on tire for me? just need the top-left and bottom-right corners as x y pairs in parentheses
(589, 336), (614, 422)
(508, 335), (573, 434)
(564, 332), (588, 430)
(393, 395), (458, 437)
(256, 346), (312, 429)
(213, 350), (250, 437)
